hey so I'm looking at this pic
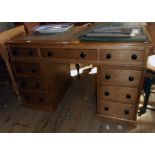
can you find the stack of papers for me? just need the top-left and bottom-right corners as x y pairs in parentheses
(84, 26), (139, 38)
(32, 23), (74, 33)
(80, 24), (148, 42)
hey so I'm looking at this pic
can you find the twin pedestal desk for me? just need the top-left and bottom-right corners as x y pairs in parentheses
(7, 24), (152, 125)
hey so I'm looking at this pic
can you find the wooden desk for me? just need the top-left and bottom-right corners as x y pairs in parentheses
(7, 24), (152, 124)
(0, 25), (26, 98)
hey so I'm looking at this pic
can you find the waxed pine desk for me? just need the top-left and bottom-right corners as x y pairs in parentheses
(7, 24), (152, 125)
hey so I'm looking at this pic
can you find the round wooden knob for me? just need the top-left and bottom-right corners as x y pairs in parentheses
(16, 68), (21, 73)
(104, 106), (109, 111)
(106, 53), (112, 59)
(32, 68), (37, 73)
(25, 95), (30, 100)
(35, 83), (40, 88)
(28, 50), (34, 56)
(128, 76), (134, 81)
(131, 54), (137, 60)
(80, 52), (86, 58)
(21, 82), (26, 87)
(105, 74), (111, 80)
(104, 91), (110, 96)
(124, 110), (129, 115)
(39, 97), (44, 102)
(48, 51), (54, 57)
(126, 94), (131, 99)
(13, 50), (18, 56)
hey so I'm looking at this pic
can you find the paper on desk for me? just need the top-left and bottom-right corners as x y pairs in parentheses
(130, 28), (139, 37)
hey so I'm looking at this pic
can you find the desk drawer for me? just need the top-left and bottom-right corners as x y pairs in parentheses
(100, 85), (138, 104)
(13, 62), (41, 76)
(97, 101), (136, 120)
(100, 67), (142, 87)
(18, 77), (45, 91)
(10, 47), (38, 57)
(40, 48), (97, 60)
(100, 50), (144, 64)
(22, 91), (50, 106)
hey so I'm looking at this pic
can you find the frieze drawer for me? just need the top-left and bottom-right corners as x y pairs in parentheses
(100, 49), (144, 65)
(40, 48), (97, 60)
(10, 48), (38, 57)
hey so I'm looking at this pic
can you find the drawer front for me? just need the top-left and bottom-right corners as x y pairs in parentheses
(100, 67), (142, 87)
(97, 101), (136, 120)
(18, 77), (45, 91)
(40, 48), (97, 60)
(100, 50), (144, 64)
(100, 85), (138, 104)
(10, 48), (38, 57)
(22, 91), (49, 106)
(13, 62), (41, 76)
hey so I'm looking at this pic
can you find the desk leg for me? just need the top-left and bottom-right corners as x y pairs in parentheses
(4, 59), (21, 100)
(1, 47), (21, 100)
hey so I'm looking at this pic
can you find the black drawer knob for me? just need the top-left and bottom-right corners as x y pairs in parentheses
(48, 51), (54, 57)
(80, 52), (86, 58)
(124, 110), (130, 115)
(32, 68), (37, 73)
(39, 97), (44, 102)
(126, 94), (131, 99)
(35, 83), (40, 88)
(28, 50), (34, 56)
(21, 82), (26, 87)
(104, 106), (109, 111)
(16, 68), (21, 73)
(13, 50), (18, 56)
(104, 91), (110, 96)
(25, 95), (31, 100)
(131, 54), (137, 60)
(105, 74), (111, 80)
(106, 53), (112, 59)
(128, 76), (134, 81)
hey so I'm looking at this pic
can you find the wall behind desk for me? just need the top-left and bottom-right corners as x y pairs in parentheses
(0, 22), (15, 32)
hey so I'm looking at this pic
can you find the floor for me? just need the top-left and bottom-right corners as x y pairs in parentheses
(1, 59), (155, 133)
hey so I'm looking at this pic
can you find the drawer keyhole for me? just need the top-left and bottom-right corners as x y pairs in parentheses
(128, 76), (134, 81)
(106, 53), (112, 59)
(104, 106), (109, 111)
(80, 52), (86, 58)
(104, 91), (110, 96)
(48, 51), (54, 57)
(124, 110), (130, 115)
(131, 54), (137, 60)
(105, 74), (111, 80)
(28, 50), (34, 56)
(126, 94), (131, 99)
